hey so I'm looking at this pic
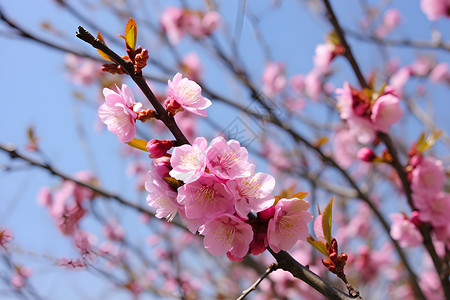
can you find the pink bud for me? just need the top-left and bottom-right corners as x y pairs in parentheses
(357, 147), (377, 162)
(257, 205), (275, 221)
(410, 211), (422, 227)
(146, 139), (174, 159)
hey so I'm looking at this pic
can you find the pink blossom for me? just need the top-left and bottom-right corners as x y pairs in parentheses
(65, 54), (102, 85)
(199, 213), (253, 259)
(166, 73), (211, 117)
(434, 223), (450, 248)
(289, 74), (305, 93)
(177, 173), (235, 222)
(11, 266), (32, 288)
(350, 244), (391, 282)
(420, 0), (450, 21)
(419, 269), (444, 300)
(0, 228), (13, 250)
(313, 44), (334, 74)
(160, 6), (186, 44)
(411, 156), (445, 197)
(357, 147), (376, 162)
(180, 52), (203, 81)
(267, 197), (313, 253)
(414, 192), (450, 227)
(145, 160), (180, 222)
(170, 137), (208, 183)
(226, 170), (276, 218)
(146, 139), (174, 158)
(37, 186), (52, 206)
(370, 93), (403, 133)
(98, 84), (138, 143)
(262, 62), (286, 96)
(206, 137), (254, 180)
(389, 67), (411, 98)
(304, 70), (322, 101)
(390, 213), (423, 247)
(333, 128), (359, 168)
(430, 62), (450, 83)
(347, 114), (376, 144)
(200, 11), (221, 35)
(410, 56), (433, 76)
(375, 9), (401, 37)
(103, 219), (125, 242)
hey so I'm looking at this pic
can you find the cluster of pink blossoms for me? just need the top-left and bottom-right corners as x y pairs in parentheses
(145, 136), (313, 260)
(336, 82), (403, 144)
(160, 6), (221, 44)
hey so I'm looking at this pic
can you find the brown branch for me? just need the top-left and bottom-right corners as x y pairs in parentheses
(268, 249), (363, 300)
(322, 0), (368, 89)
(346, 29), (450, 52)
(75, 26), (190, 146)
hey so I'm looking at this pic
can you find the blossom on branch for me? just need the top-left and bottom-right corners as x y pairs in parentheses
(98, 84), (140, 143)
(165, 73), (211, 117)
(268, 197), (313, 253)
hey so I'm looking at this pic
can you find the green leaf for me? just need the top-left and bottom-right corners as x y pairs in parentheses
(322, 197), (334, 245)
(125, 18), (137, 50)
(307, 236), (329, 256)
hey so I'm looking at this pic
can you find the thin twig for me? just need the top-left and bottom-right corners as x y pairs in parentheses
(0, 144), (187, 230)
(237, 263), (278, 300)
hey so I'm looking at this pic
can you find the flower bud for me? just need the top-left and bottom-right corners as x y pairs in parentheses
(146, 139), (174, 159)
(357, 147), (376, 162)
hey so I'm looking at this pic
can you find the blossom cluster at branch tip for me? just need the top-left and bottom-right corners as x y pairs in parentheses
(145, 136), (313, 260)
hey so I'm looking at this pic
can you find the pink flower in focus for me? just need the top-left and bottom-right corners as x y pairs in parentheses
(420, 0), (450, 21)
(199, 213), (253, 259)
(370, 93), (403, 133)
(146, 160), (180, 222)
(177, 173), (235, 222)
(160, 6), (186, 44)
(262, 62), (287, 96)
(206, 137), (254, 180)
(170, 137), (208, 183)
(226, 170), (276, 218)
(390, 213), (423, 247)
(411, 156), (445, 197)
(98, 84), (138, 143)
(267, 197), (313, 253)
(0, 228), (13, 250)
(414, 192), (450, 227)
(166, 73), (211, 117)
